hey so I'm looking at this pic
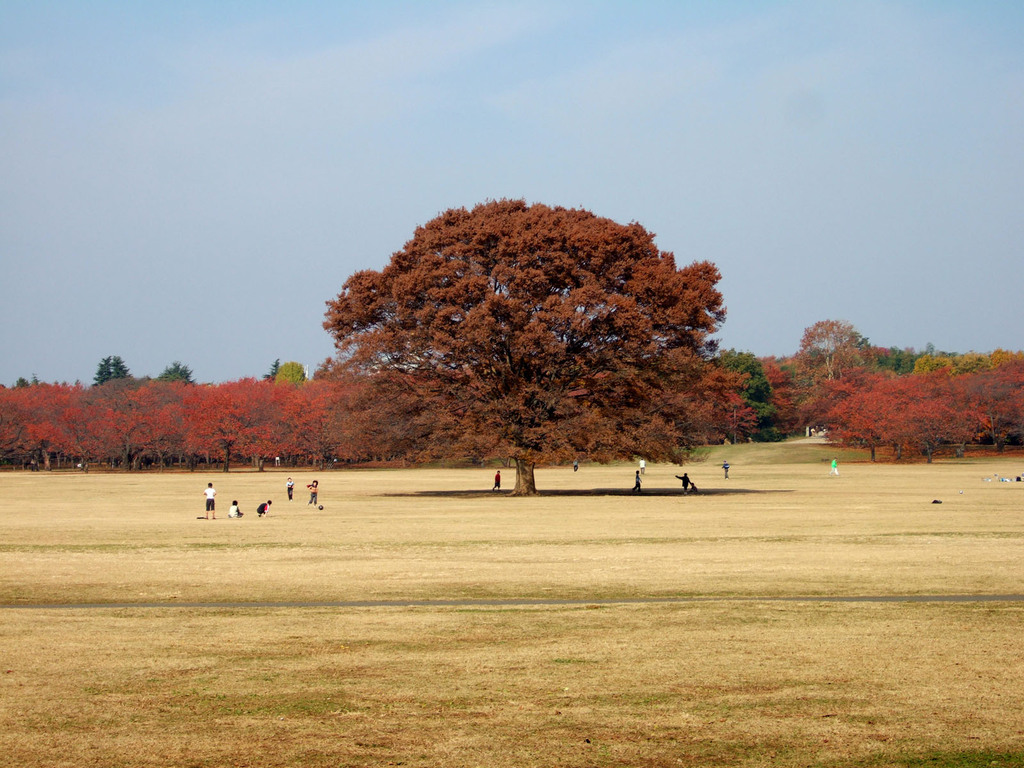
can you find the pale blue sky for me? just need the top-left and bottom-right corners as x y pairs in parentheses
(2, 1), (1021, 384)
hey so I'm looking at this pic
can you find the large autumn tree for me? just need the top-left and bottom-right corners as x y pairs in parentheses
(324, 199), (726, 494)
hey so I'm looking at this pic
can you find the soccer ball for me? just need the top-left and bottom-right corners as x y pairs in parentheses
(318, 505), (324, 510)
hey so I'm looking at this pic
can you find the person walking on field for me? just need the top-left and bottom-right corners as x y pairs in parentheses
(286, 477), (294, 500)
(639, 459), (646, 475)
(633, 470), (642, 493)
(204, 483), (217, 519)
(722, 461), (730, 479)
(830, 458), (839, 476)
(493, 470), (501, 491)
(307, 480), (318, 505)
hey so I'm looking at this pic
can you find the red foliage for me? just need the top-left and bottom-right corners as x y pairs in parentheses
(828, 372), (981, 462)
(759, 359), (800, 435)
(324, 200), (726, 493)
(277, 379), (343, 467)
(963, 361), (1024, 451)
(184, 379), (277, 471)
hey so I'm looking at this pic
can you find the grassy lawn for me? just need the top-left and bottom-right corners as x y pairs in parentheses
(1, 443), (1023, 767)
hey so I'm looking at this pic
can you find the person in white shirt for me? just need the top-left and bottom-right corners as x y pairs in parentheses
(203, 483), (217, 519)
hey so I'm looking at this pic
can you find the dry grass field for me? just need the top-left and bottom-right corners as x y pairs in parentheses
(1, 441), (1023, 767)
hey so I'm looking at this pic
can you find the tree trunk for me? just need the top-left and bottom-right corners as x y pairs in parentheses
(512, 458), (538, 496)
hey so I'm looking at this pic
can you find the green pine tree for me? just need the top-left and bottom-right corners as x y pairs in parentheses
(94, 356), (131, 386)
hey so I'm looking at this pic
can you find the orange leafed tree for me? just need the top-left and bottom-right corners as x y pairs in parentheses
(760, 358), (800, 436)
(278, 379), (343, 468)
(184, 379), (276, 471)
(825, 372), (892, 460)
(90, 380), (181, 471)
(324, 199), (726, 494)
(0, 386), (32, 463)
(899, 374), (977, 462)
(963, 361), (1024, 452)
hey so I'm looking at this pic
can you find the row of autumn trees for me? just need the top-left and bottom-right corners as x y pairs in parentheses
(3, 201), (1022, 481)
(3, 334), (1021, 472)
(0, 374), (437, 471)
(775, 320), (1024, 463)
(722, 319), (1024, 463)
(0, 363), (751, 473)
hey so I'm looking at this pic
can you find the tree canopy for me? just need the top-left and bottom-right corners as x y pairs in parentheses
(275, 361), (307, 385)
(719, 349), (779, 442)
(324, 199), (727, 494)
(93, 356), (131, 386)
(156, 361), (194, 384)
(796, 319), (868, 385)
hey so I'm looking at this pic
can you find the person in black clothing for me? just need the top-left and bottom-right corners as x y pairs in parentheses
(675, 473), (698, 494)
(257, 500), (272, 517)
(633, 470), (642, 493)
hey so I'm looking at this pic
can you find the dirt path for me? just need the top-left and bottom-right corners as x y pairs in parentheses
(4, 594), (1023, 610)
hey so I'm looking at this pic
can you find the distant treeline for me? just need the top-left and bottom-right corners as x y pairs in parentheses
(2, 322), (1023, 470)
